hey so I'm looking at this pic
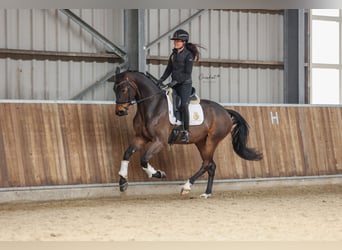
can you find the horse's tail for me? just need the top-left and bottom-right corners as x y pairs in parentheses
(226, 109), (263, 161)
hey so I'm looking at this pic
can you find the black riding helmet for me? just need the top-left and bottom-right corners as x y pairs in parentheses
(170, 29), (189, 41)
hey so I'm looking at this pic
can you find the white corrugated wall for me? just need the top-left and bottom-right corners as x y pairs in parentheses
(0, 9), (284, 103)
(146, 9), (284, 103)
(0, 9), (124, 100)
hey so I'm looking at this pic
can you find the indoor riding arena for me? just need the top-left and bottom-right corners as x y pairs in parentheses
(0, 9), (341, 241)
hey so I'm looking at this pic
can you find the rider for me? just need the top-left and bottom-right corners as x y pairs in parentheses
(157, 29), (200, 143)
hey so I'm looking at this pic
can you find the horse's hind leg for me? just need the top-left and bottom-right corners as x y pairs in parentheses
(181, 139), (218, 198)
(181, 163), (209, 194)
(201, 161), (216, 198)
(181, 161), (216, 198)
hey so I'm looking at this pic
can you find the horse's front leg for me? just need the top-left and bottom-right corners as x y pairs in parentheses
(118, 137), (146, 192)
(141, 139), (166, 179)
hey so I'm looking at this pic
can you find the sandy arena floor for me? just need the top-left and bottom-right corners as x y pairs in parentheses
(0, 184), (341, 241)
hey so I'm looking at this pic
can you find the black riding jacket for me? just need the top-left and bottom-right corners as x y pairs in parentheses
(160, 46), (194, 85)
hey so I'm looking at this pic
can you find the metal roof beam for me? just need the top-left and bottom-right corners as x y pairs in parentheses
(59, 9), (127, 60)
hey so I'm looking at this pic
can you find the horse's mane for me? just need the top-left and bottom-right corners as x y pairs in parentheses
(117, 69), (157, 83)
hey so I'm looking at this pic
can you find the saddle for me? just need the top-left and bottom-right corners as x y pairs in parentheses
(165, 87), (203, 144)
(167, 87), (200, 122)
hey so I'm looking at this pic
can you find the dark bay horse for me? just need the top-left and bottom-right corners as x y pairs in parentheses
(113, 69), (262, 198)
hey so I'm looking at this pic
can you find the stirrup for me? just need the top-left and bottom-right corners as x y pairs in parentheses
(181, 130), (189, 142)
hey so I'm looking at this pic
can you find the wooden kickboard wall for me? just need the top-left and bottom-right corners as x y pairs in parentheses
(0, 102), (341, 188)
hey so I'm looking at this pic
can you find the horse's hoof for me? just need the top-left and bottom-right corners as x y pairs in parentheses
(152, 170), (166, 179)
(119, 182), (128, 192)
(199, 193), (212, 199)
(119, 177), (128, 192)
(180, 180), (192, 195)
(180, 188), (191, 195)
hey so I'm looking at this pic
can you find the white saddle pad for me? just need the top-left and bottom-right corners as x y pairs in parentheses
(166, 92), (204, 126)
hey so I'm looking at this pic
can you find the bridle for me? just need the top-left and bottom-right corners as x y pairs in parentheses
(114, 78), (138, 105)
(114, 77), (164, 107)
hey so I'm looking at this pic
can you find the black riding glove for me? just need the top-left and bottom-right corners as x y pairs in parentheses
(156, 80), (165, 88)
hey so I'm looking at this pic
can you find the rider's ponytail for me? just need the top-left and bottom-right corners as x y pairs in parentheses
(186, 43), (202, 61)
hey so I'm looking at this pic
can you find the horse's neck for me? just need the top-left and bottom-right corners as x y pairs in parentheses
(135, 79), (166, 118)
(136, 79), (158, 99)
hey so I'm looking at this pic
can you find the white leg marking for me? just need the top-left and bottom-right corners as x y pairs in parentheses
(199, 193), (212, 199)
(142, 163), (157, 178)
(183, 179), (192, 190)
(118, 160), (129, 178)
(181, 179), (192, 195)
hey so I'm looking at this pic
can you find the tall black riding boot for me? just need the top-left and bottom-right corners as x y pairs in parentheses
(180, 105), (190, 142)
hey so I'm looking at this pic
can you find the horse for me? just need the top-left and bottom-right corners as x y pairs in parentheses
(113, 68), (263, 198)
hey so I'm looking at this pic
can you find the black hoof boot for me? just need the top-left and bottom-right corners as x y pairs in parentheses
(180, 130), (190, 143)
(152, 170), (167, 178)
(119, 176), (128, 192)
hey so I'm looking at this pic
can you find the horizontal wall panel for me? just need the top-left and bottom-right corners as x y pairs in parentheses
(146, 9), (283, 62)
(0, 9), (284, 103)
(147, 65), (284, 103)
(0, 9), (123, 101)
(0, 9), (124, 52)
(0, 58), (117, 100)
(0, 103), (341, 189)
(146, 9), (284, 104)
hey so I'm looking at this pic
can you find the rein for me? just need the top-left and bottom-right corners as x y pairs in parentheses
(115, 78), (164, 106)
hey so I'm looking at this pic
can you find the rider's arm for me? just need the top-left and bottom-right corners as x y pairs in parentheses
(159, 55), (173, 82)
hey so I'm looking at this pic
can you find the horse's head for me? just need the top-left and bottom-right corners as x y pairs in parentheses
(113, 70), (139, 116)
(113, 68), (161, 116)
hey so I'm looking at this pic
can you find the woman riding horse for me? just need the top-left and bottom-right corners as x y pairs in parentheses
(157, 29), (200, 143)
(114, 69), (262, 198)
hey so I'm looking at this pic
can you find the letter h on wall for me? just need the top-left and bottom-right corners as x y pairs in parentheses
(270, 111), (279, 125)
